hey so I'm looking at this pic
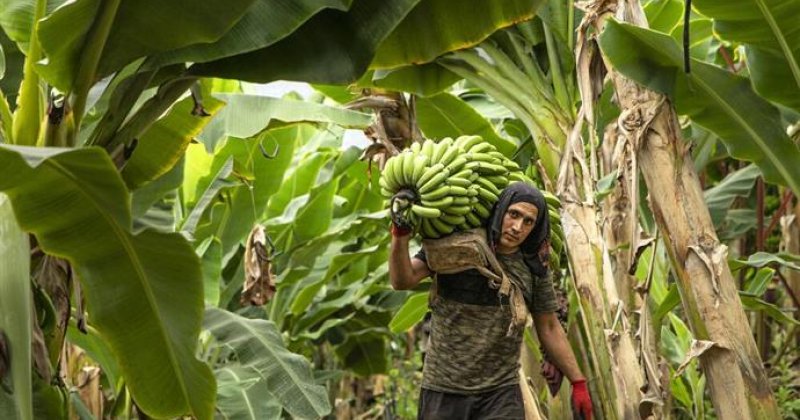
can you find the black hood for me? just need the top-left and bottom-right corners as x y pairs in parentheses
(486, 182), (550, 277)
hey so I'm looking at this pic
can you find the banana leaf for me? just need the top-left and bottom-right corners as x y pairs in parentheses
(371, 0), (542, 68)
(0, 145), (214, 420)
(204, 308), (331, 419)
(415, 92), (517, 156)
(198, 93), (371, 152)
(598, 21), (800, 197)
(122, 95), (224, 190)
(693, 0), (800, 113)
(35, 0), (257, 91)
(190, 0), (419, 84)
(146, 0), (352, 69)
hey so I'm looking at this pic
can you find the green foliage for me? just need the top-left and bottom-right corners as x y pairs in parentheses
(0, 146), (215, 420)
(693, 0), (800, 113)
(203, 308), (331, 418)
(598, 21), (800, 198)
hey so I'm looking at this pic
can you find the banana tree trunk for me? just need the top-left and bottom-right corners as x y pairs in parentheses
(442, 30), (645, 417)
(589, 1), (780, 417)
(600, 123), (640, 312)
(558, 117), (644, 419)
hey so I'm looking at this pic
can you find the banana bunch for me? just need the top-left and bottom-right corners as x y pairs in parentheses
(381, 136), (530, 238)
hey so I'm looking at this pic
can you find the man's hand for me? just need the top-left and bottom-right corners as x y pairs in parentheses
(390, 189), (416, 237)
(571, 379), (592, 420)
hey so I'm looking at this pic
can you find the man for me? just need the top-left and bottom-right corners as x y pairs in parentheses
(389, 183), (593, 419)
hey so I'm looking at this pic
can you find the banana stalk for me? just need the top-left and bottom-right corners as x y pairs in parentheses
(11, 0), (47, 146)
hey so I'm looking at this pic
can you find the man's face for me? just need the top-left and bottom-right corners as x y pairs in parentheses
(497, 202), (539, 254)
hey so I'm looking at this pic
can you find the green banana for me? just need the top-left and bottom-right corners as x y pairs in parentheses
(417, 163), (446, 189)
(469, 142), (494, 154)
(476, 186), (499, 203)
(438, 145), (460, 167)
(411, 155), (430, 185)
(443, 205), (472, 216)
(420, 218), (440, 239)
(440, 213), (466, 226)
(447, 185), (469, 196)
(445, 155), (467, 173)
(485, 175), (510, 188)
(456, 135), (483, 151)
(430, 217), (455, 236)
(474, 202), (492, 219)
(421, 196), (454, 209)
(420, 185), (451, 201)
(465, 211), (483, 227)
(468, 152), (495, 163)
(419, 171), (449, 194)
(403, 152), (417, 186)
(452, 196), (471, 206)
(447, 176), (472, 189)
(474, 176), (501, 196)
(410, 141), (422, 153)
(411, 204), (442, 219)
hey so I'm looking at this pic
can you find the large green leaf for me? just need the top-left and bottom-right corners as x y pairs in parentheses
(190, 0), (419, 84)
(0, 193), (31, 420)
(204, 308), (331, 419)
(35, 0), (257, 91)
(389, 292), (428, 333)
(359, 63), (460, 97)
(371, 0), (541, 68)
(598, 21), (800, 197)
(122, 95), (224, 190)
(693, 0), (800, 112)
(65, 324), (121, 390)
(703, 164), (760, 226)
(146, 0), (352, 69)
(416, 92), (517, 156)
(643, 0), (683, 34)
(215, 366), (281, 420)
(0, 145), (214, 419)
(194, 127), (301, 261)
(198, 93), (371, 152)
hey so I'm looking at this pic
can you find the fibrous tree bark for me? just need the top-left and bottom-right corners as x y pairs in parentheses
(587, 0), (780, 417)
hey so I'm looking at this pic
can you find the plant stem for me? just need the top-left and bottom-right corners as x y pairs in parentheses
(71, 0), (121, 136)
(11, 0), (47, 146)
(106, 76), (196, 152)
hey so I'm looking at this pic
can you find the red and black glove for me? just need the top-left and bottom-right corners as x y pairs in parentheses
(390, 189), (416, 237)
(391, 223), (412, 237)
(571, 379), (593, 420)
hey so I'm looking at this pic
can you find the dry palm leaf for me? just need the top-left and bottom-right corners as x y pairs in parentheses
(241, 225), (276, 306)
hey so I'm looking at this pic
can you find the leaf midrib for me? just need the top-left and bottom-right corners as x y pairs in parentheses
(626, 24), (800, 196)
(45, 159), (194, 411)
(689, 72), (798, 195)
(754, 0), (800, 92)
(213, 314), (325, 417)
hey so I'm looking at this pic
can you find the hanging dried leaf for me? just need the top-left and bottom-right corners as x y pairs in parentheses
(241, 225), (276, 306)
(675, 339), (718, 376)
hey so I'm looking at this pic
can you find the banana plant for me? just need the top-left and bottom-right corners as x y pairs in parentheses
(589, 0), (782, 416)
(0, 0), (540, 417)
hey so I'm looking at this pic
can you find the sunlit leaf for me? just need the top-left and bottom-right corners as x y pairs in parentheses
(0, 145), (214, 419)
(598, 21), (800, 197)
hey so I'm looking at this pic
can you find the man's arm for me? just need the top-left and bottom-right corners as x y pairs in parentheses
(534, 311), (593, 418)
(532, 312), (584, 382)
(388, 233), (432, 290)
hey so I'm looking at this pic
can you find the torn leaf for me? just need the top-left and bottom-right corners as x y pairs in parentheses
(674, 339), (717, 376)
